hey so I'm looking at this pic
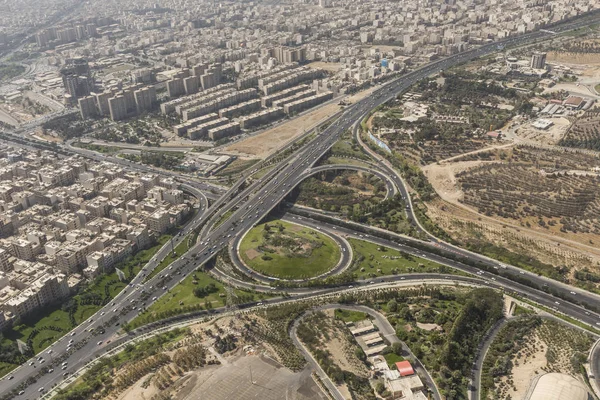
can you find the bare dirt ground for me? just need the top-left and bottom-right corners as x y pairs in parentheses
(32, 127), (63, 143)
(490, 319), (593, 400)
(117, 315), (327, 400)
(321, 309), (369, 378)
(415, 322), (441, 331)
(224, 103), (340, 158)
(422, 148), (600, 271)
(507, 117), (572, 146)
(245, 248), (260, 260)
(548, 51), (600, 65)
(422, 160), (494, 203)
(426, 197), (600, 271)
(118, 373), (160, 400)
(175, 354), (324, 400)
(307, 61), (343, 73)
(496, 332), (547, 400)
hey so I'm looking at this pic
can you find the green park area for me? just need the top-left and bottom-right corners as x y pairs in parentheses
(334, 308), (368, 323)
(239, 220), (341, 279)
(128, 270), (274, 329)
(349, 238), (459, 279)
(0, 235), (172, 376)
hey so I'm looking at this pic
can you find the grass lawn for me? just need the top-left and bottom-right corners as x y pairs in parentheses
(239, 220), (341, 279)
(73, 142), (121, 154)
(0, 362), (15, 378)
(330, 135), (370, 160)
(384, 353), (405, 368)
(148, 272), (227, 315)
(130, 270), (274, 328)
(349, 239), (460, 279)
(334, 309), (368, 323)
(323, 156), (372, 167)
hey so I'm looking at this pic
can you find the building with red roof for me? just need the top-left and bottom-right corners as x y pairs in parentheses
(395, 360), (415, 377)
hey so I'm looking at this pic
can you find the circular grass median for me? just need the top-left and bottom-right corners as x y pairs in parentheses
(239, 220), (341, 279)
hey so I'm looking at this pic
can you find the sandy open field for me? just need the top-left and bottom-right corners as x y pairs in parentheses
(173, 354), (324, 400)
(224, 103), (340, 158)
(307, 61), (343, 73)
(548, 51), (600, 66)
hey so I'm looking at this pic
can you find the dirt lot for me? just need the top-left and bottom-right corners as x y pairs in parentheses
(307, 61), (343, 73)
(224, 103), (340, 158)
(422, 160), (494, 203)
(173, 354), (324, 400)
(496, 332), (547, 400)
(548, 51), (600, 65)
(491, 319), (593, 400)
(509, 117), (572, 145)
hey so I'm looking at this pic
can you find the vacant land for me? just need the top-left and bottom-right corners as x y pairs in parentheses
(225, 103), (340, 158)
(481, 317), (593, 400)
(239, 220), (341, 279)
(177, 354), (325, 400)
(422, 145), (600, 284)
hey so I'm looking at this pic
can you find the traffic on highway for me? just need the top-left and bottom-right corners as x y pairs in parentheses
(2, 10), (600, 400)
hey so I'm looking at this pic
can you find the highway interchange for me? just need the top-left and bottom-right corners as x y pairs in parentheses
(3, 11), (600, 400)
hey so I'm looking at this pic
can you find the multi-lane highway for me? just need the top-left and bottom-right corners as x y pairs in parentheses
(3, 11), (600, 399)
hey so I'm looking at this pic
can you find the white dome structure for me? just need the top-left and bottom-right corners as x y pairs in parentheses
(526, 373), (591, 400)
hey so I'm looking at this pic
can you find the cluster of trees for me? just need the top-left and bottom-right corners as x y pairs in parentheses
(214, 334), (237, 354)
(113, 354), (171, 393)
(138, 151), (186, 170)
(42, 113), (93, 140)
(295, 171), (385, 213)
(56, 329), (188, 399)
(0, 336), (26, 366)
(575, 268), (600, 283)
(193, 283), (218, 298)
(0, 63), (25, 81)
(462, 239), (567, 282)
(241, 303), (310, 371)
(172, 343), (207, 371)
(480, 317), (542, 398)
(437, 289), (504, 399)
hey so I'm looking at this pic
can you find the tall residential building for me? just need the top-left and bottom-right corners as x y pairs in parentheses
(134, 87), (157, 113)
(60, 58), (93, 99)
(530, 52), (547, 69)
(184, 76), (200, 94)
(167, 78), (185, 98)
(78, 96), (97, 119)
(108, 95), (127, 121)
(56, 27), (77, 44)
(95, 92), (112, 116)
